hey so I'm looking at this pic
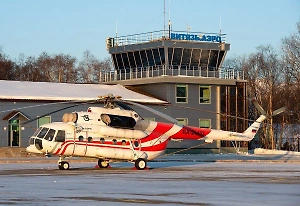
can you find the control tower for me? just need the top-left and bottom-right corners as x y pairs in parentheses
(106, 30), (229, 77)
(103, 30), (248, 154)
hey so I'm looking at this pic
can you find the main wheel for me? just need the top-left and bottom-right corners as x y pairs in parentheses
(135, 158), (147, 170)
(98, 159), (109, 168)
(58, 161), (69, 170)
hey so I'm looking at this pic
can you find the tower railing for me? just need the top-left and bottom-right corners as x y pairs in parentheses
(99, 65), (244, 82)
(110, 30), (227, 47)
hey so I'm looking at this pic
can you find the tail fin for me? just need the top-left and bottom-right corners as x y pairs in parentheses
(247, 100), (286, 141)
(243, 115), (266, 140)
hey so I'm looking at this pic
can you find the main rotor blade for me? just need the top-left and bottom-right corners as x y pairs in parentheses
(272, 106), (286, 116)
(115, 101), (135, 111)
(21, 100), (97, 125)
(122, 100), (177, 124)
(252, 100), (266, 115)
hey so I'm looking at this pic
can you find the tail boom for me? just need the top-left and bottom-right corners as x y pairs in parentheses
(203, 115), (267, 142)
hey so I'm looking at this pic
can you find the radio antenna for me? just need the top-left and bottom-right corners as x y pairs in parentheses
(219, 16), (222, 35)
(116, 20), (118, 38)
(164, 0), (166, 37)
(168, 0), (172, 37)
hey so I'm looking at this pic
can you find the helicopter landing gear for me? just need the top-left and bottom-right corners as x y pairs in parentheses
(98, 158), (110, 168)
(134, 158), (147, 170)
(58, 156), (70, 170)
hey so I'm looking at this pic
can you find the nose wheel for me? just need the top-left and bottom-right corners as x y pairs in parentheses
(58, 161), (70, 170)
(58, 156), (70, 170)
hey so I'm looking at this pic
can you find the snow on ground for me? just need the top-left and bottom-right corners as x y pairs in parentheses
(0, 161), (300, 206)
(253, 148), (300, 155)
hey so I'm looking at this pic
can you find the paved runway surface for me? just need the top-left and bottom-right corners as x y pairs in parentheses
(0, 159), (300, 206)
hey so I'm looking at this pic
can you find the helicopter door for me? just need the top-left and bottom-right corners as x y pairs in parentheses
(84, 132), (89, 156)
(54, 130), (66, 154)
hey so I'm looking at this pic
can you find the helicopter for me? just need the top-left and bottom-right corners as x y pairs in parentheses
(25, 94), (285, 170)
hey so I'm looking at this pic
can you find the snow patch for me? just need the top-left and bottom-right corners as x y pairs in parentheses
(254, 148), (300, 155)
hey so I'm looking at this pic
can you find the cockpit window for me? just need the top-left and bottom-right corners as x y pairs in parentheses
(29, 137), (34, 145)
(33, 127), (43, 137)
(37, 128), (49, 138)
(44, 129), (56, 141)
(55, 130), (65, 142)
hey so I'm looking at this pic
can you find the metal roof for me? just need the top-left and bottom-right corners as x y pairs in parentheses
(0, 80), (167, 104)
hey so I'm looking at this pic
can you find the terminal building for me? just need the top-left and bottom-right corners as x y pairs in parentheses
(102, 30), (249, 153)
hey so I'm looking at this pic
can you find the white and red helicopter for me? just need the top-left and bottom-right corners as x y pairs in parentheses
(26, 94), (285, 170)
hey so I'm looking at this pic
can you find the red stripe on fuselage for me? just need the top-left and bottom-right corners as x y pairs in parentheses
(140, 122), (174, 143)
(170, 125), (211, 140)
(138, 122), (174, 151)
(54, 122), (175, 155)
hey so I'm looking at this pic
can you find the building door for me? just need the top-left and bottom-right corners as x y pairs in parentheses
(8, 119), (20, 147)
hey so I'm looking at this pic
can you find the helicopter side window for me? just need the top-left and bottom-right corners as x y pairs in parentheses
(88, 137), (93, 142)
(44, 129), (56, 141)
(112, 139), (117, 145)
(37, 128), (49, 138)
(100, 137), (105, 144)
(121, 140), (127, 145)
(78, 135), (84, 142)
(55, 130), (65, 142)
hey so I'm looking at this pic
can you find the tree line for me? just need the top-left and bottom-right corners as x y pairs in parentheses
(223, 20), (300, 150)
(0, 50), (111, 83)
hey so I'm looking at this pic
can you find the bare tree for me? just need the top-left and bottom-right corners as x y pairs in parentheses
(36, 52), (54, 82)
(238, 46), (285, 149)
(280, 20), (300, 150)
(282, 20), (300, 123)
(52, 54), (77, 83)
(0, 49), (16, 80)
(77, 50), (110, 83)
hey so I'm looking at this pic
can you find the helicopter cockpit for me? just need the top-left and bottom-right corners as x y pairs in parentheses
(27, 126), (66, 153)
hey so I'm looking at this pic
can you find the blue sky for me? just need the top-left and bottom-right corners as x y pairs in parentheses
(0, 0), (299, 61)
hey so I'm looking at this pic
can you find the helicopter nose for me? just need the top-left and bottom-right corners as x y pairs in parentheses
(26, 145), (43, 154)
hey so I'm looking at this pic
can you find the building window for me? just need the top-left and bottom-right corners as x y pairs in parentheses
(176, 84), (188, 103)
(199, 119), (211, 128)
(37, 116), (51, 127)
(176, 118), (188, 125)
(199, 86), (211, 104)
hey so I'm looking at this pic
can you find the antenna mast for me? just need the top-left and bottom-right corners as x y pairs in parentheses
(164, 0), (166, 37)
(116, 21), (118, 38)
(219, 16), (222, 35)
(168, 0), (171, 38)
